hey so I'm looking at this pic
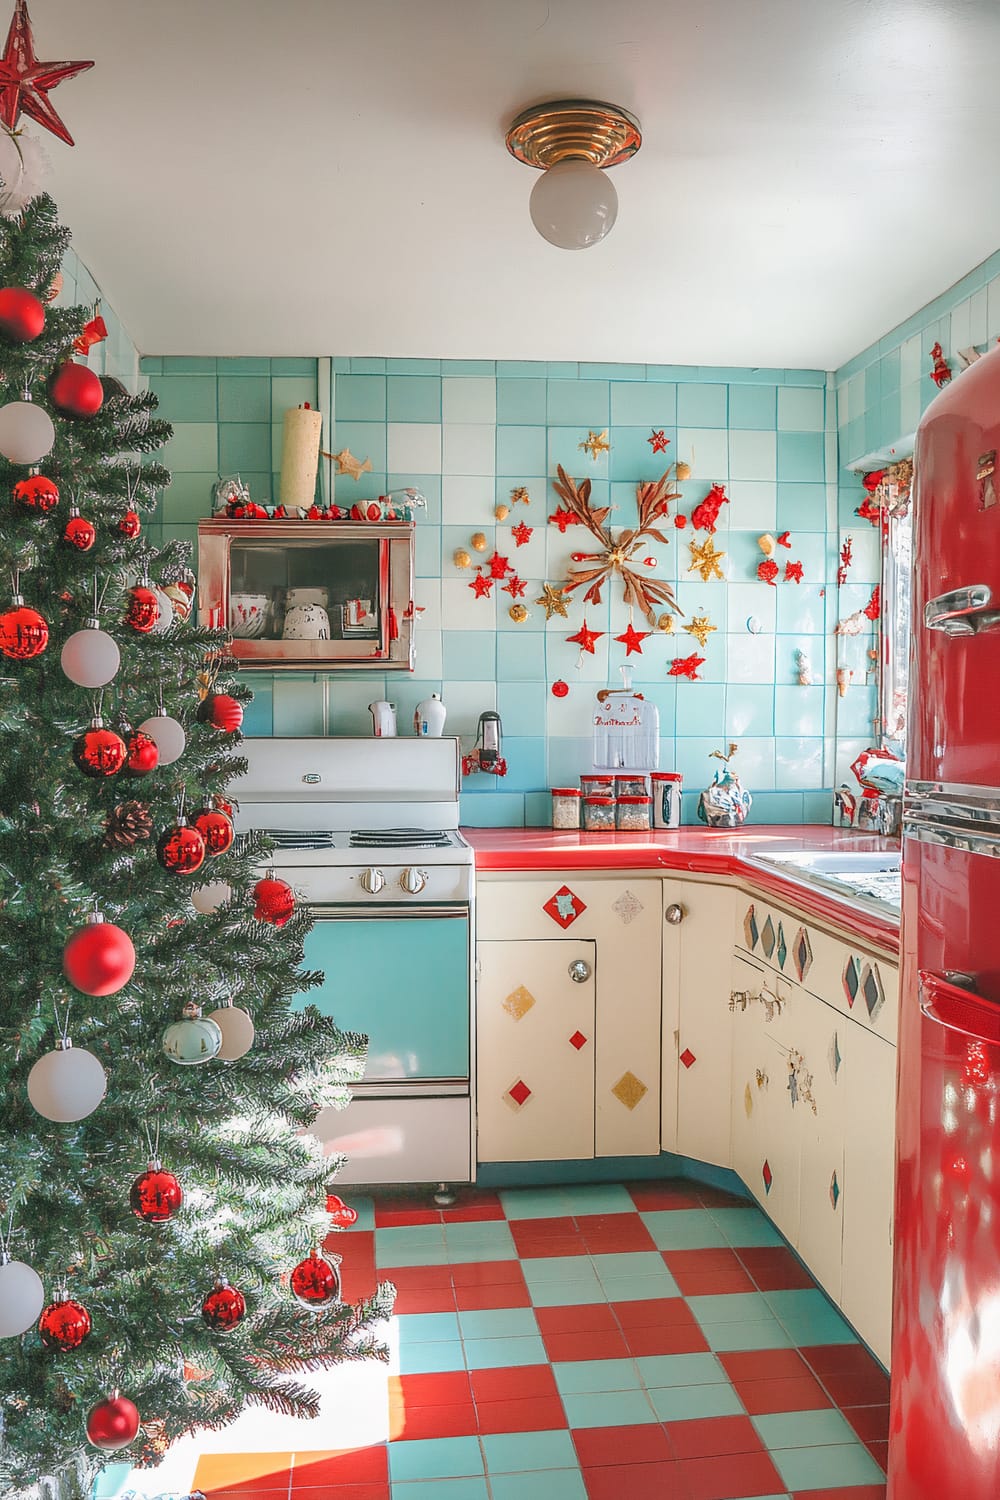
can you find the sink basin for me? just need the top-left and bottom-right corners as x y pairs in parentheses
(759, 851), (901, 876)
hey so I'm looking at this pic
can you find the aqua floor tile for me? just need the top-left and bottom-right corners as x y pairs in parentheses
(529, 1278), (607, 1307)
(636, 1353), (728, 1389)
(553, 1358), (642, 1395)
(559, 1185), (635, 1216)
(647, 1381), (744, 1422)
(481, 1429), (578, 1472)
(376, 1224), (447, 1253)
(443, 1221), (515, 1249)
(336, 1195), (375, 1232)
(703, 1318), (795, 1352)
(640, 1210), (729, 1250)
(778, 1314), (859, 1346)
(523, 1257), (596, 1284)
(396, 1312), (462, 1344)
(376, 1243), (450, 1268)
(463, 1334), (548, 1368)
(388, 1434), (485, 1482)
(710, 1208), (784, 1246)
(598, 1276), (681, 1304)
(591, 1252), (678, 1285)
(560, 1388), (656, 1429)
(391, 1479), (489, 1500)
(488, 1470), (586, 1500)
(456, 1307), (539, 1339)
(753, 1408), (860, 1449)
(397, 1340), (468, 1375)
(444, 1240), (518, 1264)
(762, 1289), (842, 1322)
(500, 1187), (581, 1219)
(688, 1292), (773, 1324)
(769, 1440), (886, 1491)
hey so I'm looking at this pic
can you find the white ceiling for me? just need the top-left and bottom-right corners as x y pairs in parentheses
(36, 0), (1000, 368)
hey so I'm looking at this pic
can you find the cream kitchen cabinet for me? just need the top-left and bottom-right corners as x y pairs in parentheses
(476, 874), (662, 1163)
(841, 1021), (896, 1366)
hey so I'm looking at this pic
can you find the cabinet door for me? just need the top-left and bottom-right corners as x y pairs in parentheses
(476, 939), (596, 1163)
(667, 880), (735, 1169)
(841, 1023), (896, 1366)
(791, 989), (846, 1300)
(730, 954), (800, 1245)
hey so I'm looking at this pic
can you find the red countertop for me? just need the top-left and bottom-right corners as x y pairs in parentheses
(462, 824), (900, 956)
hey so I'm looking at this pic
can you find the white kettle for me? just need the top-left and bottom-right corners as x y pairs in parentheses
(369, 700), (397, 737)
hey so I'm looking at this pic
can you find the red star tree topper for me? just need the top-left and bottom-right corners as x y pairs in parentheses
(567, 619), (604, 654)
(615, 623), (652, 656)
(0, 0), (93, 146)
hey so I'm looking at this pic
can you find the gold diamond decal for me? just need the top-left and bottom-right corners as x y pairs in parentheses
(502, 984), (537, 1021)
(611, 1071), (648, 1111)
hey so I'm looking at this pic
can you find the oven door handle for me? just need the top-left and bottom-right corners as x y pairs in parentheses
(308, 903), (468, 921)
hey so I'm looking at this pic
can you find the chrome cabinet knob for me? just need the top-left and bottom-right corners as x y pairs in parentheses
(399, 866), (427, 895)
(664, 903), (686, 925)
(359, 867), (385, 894)
(568, 959), (591, 983)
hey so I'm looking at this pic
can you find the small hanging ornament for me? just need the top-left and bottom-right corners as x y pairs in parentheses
(63, 913), (135, 997)
(687, 535), (726, 583)
(0, 591), (47, 658)
(118, 509), (141, 539)
(502, 575), (526, 599)
(138, 709), (186, 767)
(0, 1255), (45, 1338)
(191, 879), (232, 914)
(535, 584), (569, 621)
(50, 361), (104, 418)
(684, 614), (717, 649)
(162, 581), (192, 622)
(511, 521), (532, 547)
(85, 1392), (140, 1452)
(837, 536), (854, 586)
(929, 340), (952, 388)
(192, 805), (235, 856)
(122, 729), (159, 778)
(148, 583), (175, 636)
(795, 649), (813, 686)
(511, 485), (531, 505)
(156, 817), (206, 875)
(254, 875), (295, 927)
(488, 551), (510, 579)
(776, 531), (792, 548)
(61, 617), (120, 688)
(63, 506), (96, 552)
(494, 502), (510, 522)
(579, 428), (611, 460)
(290, 1248), (342, 1308)
(325, 1193), (359, 1229)
(757, 533), (777, 557)
(470, 532), (488, 552)
(27, 1038), (106, 1122)
(205, 1000), (254, 1060)
(124, 585), (159, 633)
(551, 679), (569, 698)
(0, 286), (45, 342)
(615, 622), (651, 657)
(648, 428), (671, 453)
(102, 799), (153, 849)
(162, 1002), (223, 1065)
(130, 1161), (183, 1223)
(197, 692), (244, 733)
(469, 569), (493, 598)
(757, 559), (780, 586)
(12, 472), (58, 511)
(201, 1276), (246, 1331)
(668, 653), (705, 680)
(73, 717), (126, 778)
(675, 459), (692, 481)
(567, 619), (604, 656)
(508, 603), (528, 623)
(452, 548), (471, 569)
(0, 394), (55, 463)
(39, 1296), (91, 1351)
(784, 560), (804, 584)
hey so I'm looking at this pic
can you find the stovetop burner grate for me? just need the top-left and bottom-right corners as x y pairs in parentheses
(261, 830), (338, 851)
(350, 828), (454, 849)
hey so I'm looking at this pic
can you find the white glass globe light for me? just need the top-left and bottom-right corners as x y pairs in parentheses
(61, 622), (121, 689)
(0, 1257), (45, 1337)
(0, 399), (56, 463)
(529, 160), (619, 250)
(27, 1042), (107, 1122)
(206, 1003), (255, 1061)
(138, 711), (186, 766)
(192, 880), (232, 915)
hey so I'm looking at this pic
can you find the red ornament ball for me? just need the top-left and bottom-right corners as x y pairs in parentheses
(551, 679), (569, 698)
(39, 1297), (91, 1351)
(129, 1164), (183, 1224)
(198, 693), (244, 733)
(201, 1277), (246, 1331)
(325, 1193), (359, 1229)
(254, 876), (295, 927)
(73, 721), (126, 778)
(50, 361), (104, 419)
(85, 1394), (140, 1452)
(0, 600), (48, 659)
(0, 286), (45, 343)
(156, 821), (206, 875)
(63, 918), (135, 996)
(63, 512), (96, 552)
(192, 806), (235, 857)
(290, 1248), (341, 1307)
(118, 509), (141, 538)
(125, 586), (159, 633)
(12, 473), (59, 511)
(122, 730), (159, 778)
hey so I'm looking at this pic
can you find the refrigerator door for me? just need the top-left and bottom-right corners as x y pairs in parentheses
(910, 343), (1000, 790)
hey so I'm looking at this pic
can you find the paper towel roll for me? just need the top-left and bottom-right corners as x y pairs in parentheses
(279, 405), (323, 509)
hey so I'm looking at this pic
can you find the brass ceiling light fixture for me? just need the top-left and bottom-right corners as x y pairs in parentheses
(505, 98), (642, 250)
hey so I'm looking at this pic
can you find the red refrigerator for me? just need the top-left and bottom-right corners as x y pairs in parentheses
(890, 343), (1000, 1497)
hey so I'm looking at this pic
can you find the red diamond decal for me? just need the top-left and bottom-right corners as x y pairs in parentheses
(508, 1079), (532, 1107)
(680, 1048), (696, 1069)
(569, 1031), (588, 1051)
(542, 884), (587, 929)
(762, 1159), (773, 1194)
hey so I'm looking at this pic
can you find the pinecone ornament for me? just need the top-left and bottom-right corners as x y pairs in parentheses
(103, 800), (153, 849)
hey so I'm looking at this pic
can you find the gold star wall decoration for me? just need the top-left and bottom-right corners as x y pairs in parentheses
(579, 429), (611, 460)
(331, 447), (373, 481)
(684, 613), (717, 649)
(687, 536), (726, 583)
(535, 582), (570, 620)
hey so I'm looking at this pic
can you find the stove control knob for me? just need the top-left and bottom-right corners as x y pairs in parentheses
(359, 867), (385, 894)
(399, 866), (427, 895)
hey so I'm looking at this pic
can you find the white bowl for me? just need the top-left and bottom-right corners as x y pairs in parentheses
(283, 603), (331, 641)
(230, 593), (270, 638)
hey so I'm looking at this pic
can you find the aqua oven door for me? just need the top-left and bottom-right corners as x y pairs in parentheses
(296, 903), (473, 1185)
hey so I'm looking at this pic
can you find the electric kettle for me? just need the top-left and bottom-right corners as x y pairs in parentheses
(476, 710), (502, 768)
(368, 700), (397, 737)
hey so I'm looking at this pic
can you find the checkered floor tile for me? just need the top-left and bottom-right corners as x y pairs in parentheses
(99, 1180), (889, 1500)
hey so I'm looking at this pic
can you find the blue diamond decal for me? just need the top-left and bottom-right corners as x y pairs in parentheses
(830, 1170), (840, 1210)
(777, 922), (787, 969)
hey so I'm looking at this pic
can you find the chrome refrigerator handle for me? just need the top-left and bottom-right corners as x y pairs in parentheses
(924, 584), (1000, 635)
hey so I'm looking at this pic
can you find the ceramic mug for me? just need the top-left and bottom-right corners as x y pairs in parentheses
(283, 603), (331, 640)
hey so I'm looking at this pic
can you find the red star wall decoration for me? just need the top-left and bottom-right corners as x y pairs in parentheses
(0, 0), (93, 146)
(469, 570), (494, 598)
(488, 551), (511, 579)
(502, 575), (526, 598)
(511, 521), (533, 547)
(648, 429), (671, 453)
(837, 536), (853, 586)
(615, 623), (652, 656)
(548, 507), (580, 533)
(567, 619), (604, 655)
(668, 653), (705, 680)
(784, 560), (804, 584)
(864, 584), (882, 620)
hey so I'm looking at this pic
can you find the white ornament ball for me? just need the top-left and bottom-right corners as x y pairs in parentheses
(206, 1004), (255, 1061)
(149, 585), (175, 636)
(138, 712), (186, 767)
(191, 880), (232, 915)
(0, 1257), (45, 1338)
(0, 128), (49, 219)
(61, 626), (121, 689)
(27, 1043), (107, 1123)
(0, 399), (55, 464)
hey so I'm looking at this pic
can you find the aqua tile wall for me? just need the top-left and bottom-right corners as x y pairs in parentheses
(143, 357), (839, 826)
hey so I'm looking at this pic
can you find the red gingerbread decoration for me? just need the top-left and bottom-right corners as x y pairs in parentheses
(690, 482), (729, 534)
(929, 341), (952, 389)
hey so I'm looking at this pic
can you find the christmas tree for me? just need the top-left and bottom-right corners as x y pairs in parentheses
(0, 170), (391, 1500)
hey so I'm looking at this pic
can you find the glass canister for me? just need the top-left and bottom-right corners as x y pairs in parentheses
(580, 773), (615, 797)
(651, 771), (683, 829)
(551, 787), (582, 830)
(583, 795), (616, 832)
(615, 773), (650, 799)
(616, 795), (651, 831)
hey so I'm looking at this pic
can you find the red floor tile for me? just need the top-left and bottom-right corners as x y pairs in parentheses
(201, 1490), (289, 1500)
(541, 1327), (631, 1362)
(441, 1202), (505, 1222)
(799, 1343), (887, 1378)
(573, 1423), (672, 1467)
(623, 1321), (711, 1356)
(290, 1447), (388, 1482)
(391, 1285), (458, 1314)
(664, 1248), (746, 1275)
(669, 1267), (758, 1295)
(388, 1371), (472, 1408)
(475, 1395), (568, 1432)
(737, 1245), (817, 1290)
(583, 1460), (683, 1500)
(627, 1180), (702, 1211)
(508, 1214), (579, 1237)
(388, 1401), (478, 1440)
(536, 1302), (619, 1335)
(329, 1231), (377, 1299)
(677, 1448), (785, 1500)
(666, 1414), (765, 1461)
(513, 1234), (589, 1259)
(291, 1486), (389, 1500)
(450, 1258), (527, 1286)
(842, 1404), (890, 1441)
(790, 1489), (886, 1500)
(718, 1348), (812, 1382)
(819, 1368), (892, 1406)
(864, 1439), (889, 1470)
(694, 1185), (751, 1207)
(378, 1263), (452, 1291)
(734, 1374), (833, 1414)
(454, 1279), (532, 1309)
(612, 1296), (702, 1327)
(373, 1206), (442, 1227)
(577, 1213), (657, 1253)
(194, 1454), (293, 1493)
(470, 1363), (559, 1403)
